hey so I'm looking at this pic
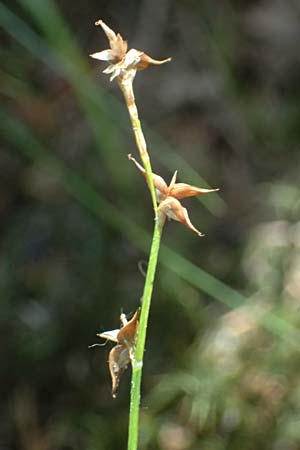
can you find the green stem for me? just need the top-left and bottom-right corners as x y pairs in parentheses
(117, 71), (164, 450)
(127, 216), (165, 450)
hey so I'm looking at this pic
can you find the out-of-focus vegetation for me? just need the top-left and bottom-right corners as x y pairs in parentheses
(1, 0), (300, 449)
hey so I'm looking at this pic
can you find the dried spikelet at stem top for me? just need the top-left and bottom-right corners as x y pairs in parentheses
(90, 20), (171, 81)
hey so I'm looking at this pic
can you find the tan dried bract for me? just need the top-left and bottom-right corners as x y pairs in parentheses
(90, 20), (171, 81)
(108, 345), (130, 398)
(93, 308), (140, 397)
(128, 154), (219, 237)
(117, 308), (139, 349)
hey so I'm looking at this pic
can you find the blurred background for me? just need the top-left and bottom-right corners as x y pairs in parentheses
(1, 0), (300, 449)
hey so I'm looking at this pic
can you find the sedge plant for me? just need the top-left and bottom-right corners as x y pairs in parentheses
(89, 20), (218, 450)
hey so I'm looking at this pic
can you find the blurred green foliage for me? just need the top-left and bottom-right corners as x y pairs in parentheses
(1, 1), (300, 449)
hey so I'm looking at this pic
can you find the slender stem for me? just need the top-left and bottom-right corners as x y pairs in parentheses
(127, 216), (165, 450)
(118, 75), (158, 214)
(117, 73), (165, 449)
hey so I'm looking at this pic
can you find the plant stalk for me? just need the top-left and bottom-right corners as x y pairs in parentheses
(127, 216), (165, 450)
(118, 73), (164, 450)
(118, 75), (158, 214)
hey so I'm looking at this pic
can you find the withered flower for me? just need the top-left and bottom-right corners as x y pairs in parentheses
(90, 20), (171, 81)
(128, 154), (219, 237)
(91, 309), (140, 398)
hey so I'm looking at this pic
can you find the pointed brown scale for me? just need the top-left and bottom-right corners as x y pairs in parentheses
(170, 183), (219, 200)
(108, 344), (130, 398)
(137, 53), (172, 71)
(179, 206), (205, 237)
(167, 171), (178, 197)
(158, 197), (204, 237)
(117, 308), (140, 349)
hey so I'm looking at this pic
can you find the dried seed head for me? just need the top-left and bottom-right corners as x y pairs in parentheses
(91, 308), (140, 397)
(129, 155), (219, 236)
(90, 20), (171, 81)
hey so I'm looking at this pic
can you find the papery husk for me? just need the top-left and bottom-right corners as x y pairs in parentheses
(170, 183), (219, 200)
(158, 197), (204, 237)
(108, 344), (130, 398)
(137, 53), (172, 71)
(97, 328), (119, 342)
(90, 49), (116, 62)
(117, 308), (140, 349)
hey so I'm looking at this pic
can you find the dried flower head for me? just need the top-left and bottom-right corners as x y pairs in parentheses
(128, 154), (219, 237)
(90, 20), (171, 81)
(91, 309), (140, 398)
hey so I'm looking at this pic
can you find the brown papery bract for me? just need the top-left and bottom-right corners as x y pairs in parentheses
(109, 345), (130, 398)
(117, 308), (140, 349)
